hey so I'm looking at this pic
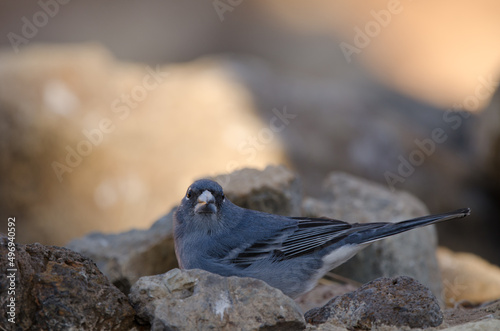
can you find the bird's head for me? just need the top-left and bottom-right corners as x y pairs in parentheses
(175, 179), (226, 232)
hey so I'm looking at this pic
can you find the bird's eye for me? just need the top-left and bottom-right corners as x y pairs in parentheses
(186, 190), (192, 199)
(221, 193), (225, 200)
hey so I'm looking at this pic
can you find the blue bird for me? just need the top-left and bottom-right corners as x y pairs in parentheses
(174, 179), (470, 298)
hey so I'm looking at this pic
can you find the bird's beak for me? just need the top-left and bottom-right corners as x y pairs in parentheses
(195, 190), (217, 214)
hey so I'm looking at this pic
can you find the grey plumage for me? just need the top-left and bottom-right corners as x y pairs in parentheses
(173, 179), (470, 298)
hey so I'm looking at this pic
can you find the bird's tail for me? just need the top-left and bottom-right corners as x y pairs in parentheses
(358, 208), (471, 244)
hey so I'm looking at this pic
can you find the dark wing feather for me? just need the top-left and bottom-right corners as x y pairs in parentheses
(280, 217), (377, 258)
(228, 217), (386, 268)
(227, 226), (294, 268)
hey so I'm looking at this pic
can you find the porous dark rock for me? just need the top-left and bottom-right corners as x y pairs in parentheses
(0, 235), (137, 330)
(67, 208), (178, 294)
(214, 164), (302, 216)
(302, 172), (443, 298)
(304, 276), (443, 329)
(129, 268), (306, 331)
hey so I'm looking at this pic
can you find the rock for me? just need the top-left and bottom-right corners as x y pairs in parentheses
(442, 319), (500, 331)
(214, 165), (302, 216)
(295, 281), (359, 313)
(304, 276), (443, 329)
(443, 299), (500, 326)
(129, 268), (305, 331)
(304, 324), (348, 331)
(302, 172), (443, 298)
(438, 247), (500, 306)
(67, 208), (178, 294)
(0, 236), (137, 330)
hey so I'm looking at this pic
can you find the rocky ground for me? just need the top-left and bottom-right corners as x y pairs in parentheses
(2, 166), (500, 330)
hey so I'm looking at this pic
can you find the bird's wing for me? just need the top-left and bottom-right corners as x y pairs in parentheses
(227, 217), (386, 268)
(225, 208), (471, 269)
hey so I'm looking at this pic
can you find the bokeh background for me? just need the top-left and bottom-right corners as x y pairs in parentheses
(1, 0), (500, 267)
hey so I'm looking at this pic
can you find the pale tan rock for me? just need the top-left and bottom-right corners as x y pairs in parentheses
(438, 247), (500, 305)
(442, 319), (500, 331)
(129, 268), (305, 331)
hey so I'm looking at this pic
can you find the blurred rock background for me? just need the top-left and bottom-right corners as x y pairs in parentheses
(1, 0), (500, 270)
